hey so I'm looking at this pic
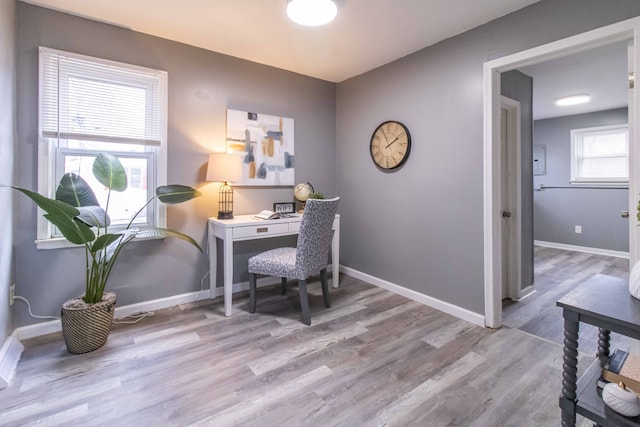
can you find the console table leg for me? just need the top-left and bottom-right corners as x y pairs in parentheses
(561, 315), (579, 427)
(597, 328), (611, 368)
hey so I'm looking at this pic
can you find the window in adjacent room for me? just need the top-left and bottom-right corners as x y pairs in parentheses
(37, 47), (168, 248)
(570, 124), (628, 185)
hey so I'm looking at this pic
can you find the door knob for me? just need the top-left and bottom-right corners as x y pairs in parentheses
(622, 211), (630, 218)
(502, 211), (512, 218)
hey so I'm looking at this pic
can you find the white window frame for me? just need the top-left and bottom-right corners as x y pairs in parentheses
(570, 123), (629, 185)
(37, 47), (168, 250)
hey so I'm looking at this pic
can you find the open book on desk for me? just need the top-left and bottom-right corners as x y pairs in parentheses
(254, 210), (295, 220)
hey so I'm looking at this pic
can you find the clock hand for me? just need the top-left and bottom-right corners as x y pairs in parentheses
(385, 136), (400, 149)
(380, 128), (390, 143)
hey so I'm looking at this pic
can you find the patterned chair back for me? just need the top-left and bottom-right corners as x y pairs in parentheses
(295, 197), (340, 279)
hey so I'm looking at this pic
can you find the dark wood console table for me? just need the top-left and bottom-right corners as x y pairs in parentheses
(557, 274), (640, 426)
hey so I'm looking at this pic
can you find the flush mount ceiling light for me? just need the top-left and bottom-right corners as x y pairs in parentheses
(555, 95), (591, 106)
(287, 0), (337, 27)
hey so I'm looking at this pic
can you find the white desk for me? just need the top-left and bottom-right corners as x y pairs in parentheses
(208, 213), (340, 316)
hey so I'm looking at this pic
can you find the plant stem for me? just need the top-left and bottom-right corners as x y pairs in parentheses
(126, 196), (156, 230)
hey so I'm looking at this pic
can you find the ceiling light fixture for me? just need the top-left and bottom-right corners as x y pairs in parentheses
(287, 0), (337, 27)
(555, 95), (591, 106)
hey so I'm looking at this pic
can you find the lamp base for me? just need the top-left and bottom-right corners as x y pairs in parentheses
(218, 211), (234, 220)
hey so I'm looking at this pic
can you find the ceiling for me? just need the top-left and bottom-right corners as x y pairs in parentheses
(519, 41), (629, 120)
(22, 0), (541, 83)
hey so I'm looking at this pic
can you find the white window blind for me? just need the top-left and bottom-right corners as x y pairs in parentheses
(570, 124), (629, 184)
(40, 47), (163, 146)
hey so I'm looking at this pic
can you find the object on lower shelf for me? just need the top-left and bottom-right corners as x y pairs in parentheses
(602, 381), (640, 417)
(603, 349), (640, 394)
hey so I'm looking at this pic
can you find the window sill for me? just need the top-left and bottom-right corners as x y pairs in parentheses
(35, 234), (165, 250)
(569, 181), (629, 188)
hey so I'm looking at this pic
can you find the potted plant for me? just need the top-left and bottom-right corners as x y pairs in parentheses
(8, 152), (202, 354)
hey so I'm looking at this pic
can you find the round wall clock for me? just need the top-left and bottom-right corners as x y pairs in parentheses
(370, 120), (412, 170)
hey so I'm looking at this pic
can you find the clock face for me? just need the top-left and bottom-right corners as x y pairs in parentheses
(370, 121), (411, 170)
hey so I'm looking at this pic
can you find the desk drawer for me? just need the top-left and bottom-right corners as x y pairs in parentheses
(233, 223), (289, 239)
(289, 222), (300, 233)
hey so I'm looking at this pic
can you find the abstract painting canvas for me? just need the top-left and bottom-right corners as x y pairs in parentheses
(226, 109), (294, 186)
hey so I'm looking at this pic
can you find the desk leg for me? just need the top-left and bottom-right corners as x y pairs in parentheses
(331, 218), (340, 289)
(560, 310), (579, 427)
(223, 228), (234, 317)
(208, 223), (217, 299)
(598, 328), (611, 368)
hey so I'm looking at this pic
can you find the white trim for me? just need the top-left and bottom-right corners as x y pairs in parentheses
(339, 266), (485, 327)
(534, 240), (630, 259)
(484, 16), (640, 329)
(0, 331), (24, 389)
(14, 276), (285, 340)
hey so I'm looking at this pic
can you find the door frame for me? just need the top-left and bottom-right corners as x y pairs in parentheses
(483, 17), (640, 328)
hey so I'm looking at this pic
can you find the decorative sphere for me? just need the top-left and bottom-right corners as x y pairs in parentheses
(294, 182), (314, 202)
(603, 381), (640, 417)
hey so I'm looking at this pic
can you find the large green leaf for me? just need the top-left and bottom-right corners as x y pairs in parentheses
(136, 227), (203, 252)
(156, 185), (202, 204)
(56, 173), (100, 207)
(14, 187), (95, 244)
(91, 233), (123, 253)
(104, 228), (138, 262)
(76, 206), (110, 228)
(93, 152), (127, 192)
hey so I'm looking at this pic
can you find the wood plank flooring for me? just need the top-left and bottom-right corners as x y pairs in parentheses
(503, 246), (630, 355)
(2, 274), (587, 426)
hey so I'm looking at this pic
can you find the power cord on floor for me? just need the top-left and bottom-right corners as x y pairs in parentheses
(14, 293), (155, 324)
(113, 312), (155, 324)
(13, 295), (60, 320)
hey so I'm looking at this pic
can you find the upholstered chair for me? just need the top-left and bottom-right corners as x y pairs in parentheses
(248, 197), (340, 325)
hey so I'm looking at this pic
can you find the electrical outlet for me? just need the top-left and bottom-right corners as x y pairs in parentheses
(575, 225), (582, 234)
(9, 284), (15, 306)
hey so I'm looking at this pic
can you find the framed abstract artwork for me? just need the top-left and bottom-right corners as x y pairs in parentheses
(226, 109), (295, 186)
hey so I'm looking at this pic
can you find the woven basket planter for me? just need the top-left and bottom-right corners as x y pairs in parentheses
(61, 292), (116, 354)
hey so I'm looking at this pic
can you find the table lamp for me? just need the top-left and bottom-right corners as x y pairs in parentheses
(206, 153), (242, 219)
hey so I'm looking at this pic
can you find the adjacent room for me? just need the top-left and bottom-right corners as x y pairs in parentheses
(2, 0), (640, 425)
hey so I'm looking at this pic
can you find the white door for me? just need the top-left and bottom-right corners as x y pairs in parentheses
(500, 97), (521, 300)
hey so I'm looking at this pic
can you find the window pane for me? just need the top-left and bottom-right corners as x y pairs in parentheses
(581, 157), (628, 178)
(64, 155), (149, 225)
(582, 132), (627, 156)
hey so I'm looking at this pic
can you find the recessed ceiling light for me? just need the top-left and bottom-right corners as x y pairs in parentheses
(287, 0), (337, 27)
(555, 95), (591, 106)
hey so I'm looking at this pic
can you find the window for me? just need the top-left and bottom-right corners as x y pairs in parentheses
(570, 124), (629, 185)
(37, 47), (167, 248)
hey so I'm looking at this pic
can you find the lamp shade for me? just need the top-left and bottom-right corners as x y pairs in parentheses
(206, 153), (242, 183)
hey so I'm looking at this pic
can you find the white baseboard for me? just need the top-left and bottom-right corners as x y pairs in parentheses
(534, 240), (629, 259)
(0, 331), (24, 389)
(15, 276), (287, 341)
(339, 266), (485, 327)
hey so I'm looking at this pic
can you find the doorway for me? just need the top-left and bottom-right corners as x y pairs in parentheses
(483, 18), (640, 328)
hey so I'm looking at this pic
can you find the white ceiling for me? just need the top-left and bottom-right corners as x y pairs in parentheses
(22, 0), (540, 83)
(519, 41), (629, 120)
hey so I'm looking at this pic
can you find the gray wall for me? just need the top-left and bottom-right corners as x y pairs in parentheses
(501, 70), (534, 291)
(533, 108), (629, 252)
(15, 3), (336, 326)
(0, 0), (16, 343)
(336, 0), (640, 314)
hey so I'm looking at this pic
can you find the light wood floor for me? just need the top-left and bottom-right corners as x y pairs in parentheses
(2, 274), (588, 427)
(503, 245), (630, 354)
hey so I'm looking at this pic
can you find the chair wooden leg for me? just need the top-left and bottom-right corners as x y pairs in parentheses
(298, 279), (311, 325)
(249, 273), (257, 313)
(281, 277), (287, 295)
(320, 268), (330, 308)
